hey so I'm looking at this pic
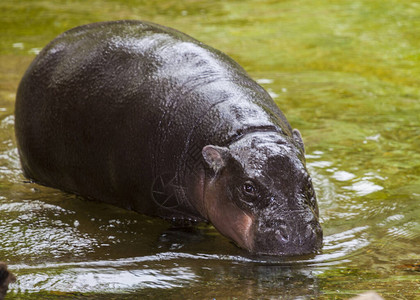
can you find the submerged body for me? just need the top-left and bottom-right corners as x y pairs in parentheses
(15, 20), (322, 255)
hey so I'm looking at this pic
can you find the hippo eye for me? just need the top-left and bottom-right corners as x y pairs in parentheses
(242, 181), (258, 197)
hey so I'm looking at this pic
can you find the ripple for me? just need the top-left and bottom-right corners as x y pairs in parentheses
(0, 222), (98, 258)
(331, 170), (356, 181)
(0, 200), (70, 213)
(10, 252), (255, 271)
(378, 214), (405, 226)
(0, 147), (22, 183)
(307, 160), (333, 168)
(7, 224), (373, 294)
(305, 226), (370, 265)
(0, 200), (96, 259)
(0, 115), (14, 128)
(256, 78), (274, 84)
(387, 222), (420, 240)
(12, 42), (24, 50)
(13, 266), (197, 293)
(28, 48), (41, 55)
(342, 180), (383, 196)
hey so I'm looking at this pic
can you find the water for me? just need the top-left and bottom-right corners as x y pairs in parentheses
(1, 0), (419, 299)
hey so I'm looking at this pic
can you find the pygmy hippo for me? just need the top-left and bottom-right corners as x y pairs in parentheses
(15, 20), (322, 256)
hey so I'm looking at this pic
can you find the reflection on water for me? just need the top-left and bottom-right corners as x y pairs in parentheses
(0, 200), (97, 259)
(1, 0), (420, 298)
(2, 145), (417, 297)
(10, 252), (320, 295)
(16, 264), (197, 292)
(1, 140), (419, 298)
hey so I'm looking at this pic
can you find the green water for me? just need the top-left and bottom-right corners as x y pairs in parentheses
(1, 0), (419, 299)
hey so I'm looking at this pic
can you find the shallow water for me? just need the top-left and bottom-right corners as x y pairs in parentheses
(1, 0), (419, 299)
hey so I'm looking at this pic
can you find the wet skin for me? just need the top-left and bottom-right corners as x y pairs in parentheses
(15, 20), (322, 256)
(0, 262), (16, 299)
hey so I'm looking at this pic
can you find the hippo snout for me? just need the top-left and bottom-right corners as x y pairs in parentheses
(251, 213), (323, 256)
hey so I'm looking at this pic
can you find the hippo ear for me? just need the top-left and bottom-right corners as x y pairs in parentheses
(202, 145), (230, 173)
(293, 129), (305, 153)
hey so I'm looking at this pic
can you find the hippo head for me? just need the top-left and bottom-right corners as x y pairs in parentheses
(200, 130), (322, 256)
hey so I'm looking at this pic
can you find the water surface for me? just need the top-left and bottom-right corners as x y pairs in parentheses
(1, 0), (419, 299)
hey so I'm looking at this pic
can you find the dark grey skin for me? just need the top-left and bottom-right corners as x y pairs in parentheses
(0, 262), (16, 299)
(15, 20), (322, 256)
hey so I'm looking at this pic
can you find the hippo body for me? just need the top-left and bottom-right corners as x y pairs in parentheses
(15, 20), (322, 255)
